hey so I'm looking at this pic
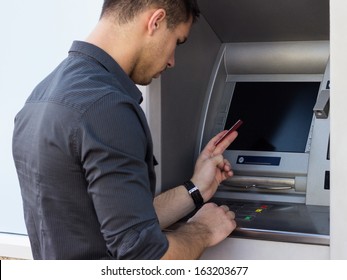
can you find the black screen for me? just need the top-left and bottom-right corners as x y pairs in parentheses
(225, 82), (320, 152)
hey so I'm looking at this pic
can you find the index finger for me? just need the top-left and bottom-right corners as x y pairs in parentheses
(215, 119), (243, 146)
(202, 130), (238, 157)
(212, 130), (238, 156)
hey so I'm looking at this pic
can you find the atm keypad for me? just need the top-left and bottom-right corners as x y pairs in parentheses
(211, 199), (272, 222)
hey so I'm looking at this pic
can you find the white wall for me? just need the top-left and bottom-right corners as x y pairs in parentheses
(0, 0), (102, 235)
(330, 0), (347, 259)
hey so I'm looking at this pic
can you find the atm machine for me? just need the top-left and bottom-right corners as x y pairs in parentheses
(157, 0), (330, 259)
(196, 41), (330, 247)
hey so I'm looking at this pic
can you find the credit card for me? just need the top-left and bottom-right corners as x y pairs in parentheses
(215, 119), (243, 146)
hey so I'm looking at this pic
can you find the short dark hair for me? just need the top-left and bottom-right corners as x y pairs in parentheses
(100, 0), (200, 28)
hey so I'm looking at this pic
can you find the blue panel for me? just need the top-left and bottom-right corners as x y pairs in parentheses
(237, 156), (281, 166)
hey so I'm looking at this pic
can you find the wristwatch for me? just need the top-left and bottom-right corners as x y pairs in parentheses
(183, 180), (204, 209)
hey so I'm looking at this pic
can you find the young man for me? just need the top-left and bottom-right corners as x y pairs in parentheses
(12, 0), (237, 260)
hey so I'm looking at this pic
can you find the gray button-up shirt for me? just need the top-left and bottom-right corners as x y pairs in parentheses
(12, 41), (168, 259)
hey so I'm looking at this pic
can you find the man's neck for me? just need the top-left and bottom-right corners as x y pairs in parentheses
(85, 17), (144, 76)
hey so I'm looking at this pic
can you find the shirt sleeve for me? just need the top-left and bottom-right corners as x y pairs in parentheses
(78, 93), (168, 259)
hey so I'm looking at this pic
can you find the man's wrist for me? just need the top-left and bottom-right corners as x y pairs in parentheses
(163, 221), (210, 259)
(183, 180), (204, 209)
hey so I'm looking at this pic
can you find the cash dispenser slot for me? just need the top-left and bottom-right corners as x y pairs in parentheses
(223, 175), (295, 190)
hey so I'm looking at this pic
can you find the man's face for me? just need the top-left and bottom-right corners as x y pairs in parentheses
(130, 17), (193, 85)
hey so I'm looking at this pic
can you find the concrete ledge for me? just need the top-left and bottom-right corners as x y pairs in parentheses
(0, 233), (32, 260)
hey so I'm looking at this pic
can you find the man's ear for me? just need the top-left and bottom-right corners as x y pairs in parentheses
(148, 9), (166, 35)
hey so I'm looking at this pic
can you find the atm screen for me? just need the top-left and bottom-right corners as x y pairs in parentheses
(225, 82), (320, 153)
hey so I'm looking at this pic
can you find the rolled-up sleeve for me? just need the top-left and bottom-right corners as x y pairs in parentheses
(78, 93), (168, 259)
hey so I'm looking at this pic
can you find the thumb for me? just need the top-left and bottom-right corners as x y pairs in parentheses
(210, 154), (224, 167)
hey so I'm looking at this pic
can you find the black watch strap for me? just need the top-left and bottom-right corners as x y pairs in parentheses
(183, 180), (204, 209)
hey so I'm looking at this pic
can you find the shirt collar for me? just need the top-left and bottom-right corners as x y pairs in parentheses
(68, 41), (143, 104)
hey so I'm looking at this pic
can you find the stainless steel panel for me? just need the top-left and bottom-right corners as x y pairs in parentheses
(211, 198), (330, 245)
(198, 0), (329, 42)
(224, 41), (329, 75)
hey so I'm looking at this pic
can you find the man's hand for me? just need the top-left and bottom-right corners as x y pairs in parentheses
(161, 202), (237, 259)
(188, 202), (237, 247)
(191, 130), (238, 201)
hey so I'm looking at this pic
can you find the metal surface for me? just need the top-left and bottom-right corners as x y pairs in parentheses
(198, 0), (329, 42)
(212, 198), (330, 246)
(224, 41), (329, 75)
(224, 175), (295, 190)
